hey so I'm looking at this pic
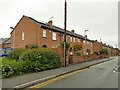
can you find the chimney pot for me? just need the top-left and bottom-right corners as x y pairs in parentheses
(71, 30), (75, 33)
(48, 20), (53, 25)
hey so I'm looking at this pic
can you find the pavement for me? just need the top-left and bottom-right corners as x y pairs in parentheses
(1, 57), (116, 89)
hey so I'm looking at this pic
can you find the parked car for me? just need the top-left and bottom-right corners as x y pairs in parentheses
(0, 50), (8, 57)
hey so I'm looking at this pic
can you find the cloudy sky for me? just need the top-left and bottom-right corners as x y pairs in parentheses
(0, 0), (119, 48)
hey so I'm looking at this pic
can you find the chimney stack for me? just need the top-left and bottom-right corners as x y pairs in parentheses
(48, 20), (53, 25)
(95, 40), (97, 42)
(71, 30), (75, 33)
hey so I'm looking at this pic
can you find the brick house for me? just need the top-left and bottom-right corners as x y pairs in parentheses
(92, 40), (103, 54)
(10, 15), (119, 57)
(10, 15), (86, 55)
(82, 39), (94, 55)
(0, 38), (10, 49)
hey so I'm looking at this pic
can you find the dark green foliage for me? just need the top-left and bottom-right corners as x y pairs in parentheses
(25, 44), (39, 49)
(75, 50), (81, 56)
(99, 49), (108, 55)
(1, 49), (61, 78)
(1, 58), (28, 78)
(7, 48), (26, 60)
(94, 51), (99, 55)
(20, 49), (61, 68)
(60, 41), (70, 52)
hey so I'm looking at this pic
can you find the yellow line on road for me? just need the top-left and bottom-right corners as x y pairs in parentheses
(28, 69), (86, 89)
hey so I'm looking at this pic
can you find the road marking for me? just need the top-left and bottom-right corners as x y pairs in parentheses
(28, 69), (86, 89)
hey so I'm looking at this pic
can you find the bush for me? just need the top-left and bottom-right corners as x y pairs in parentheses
(1, 49), (61, 78)
(94, 51), (99, 55)
(75, 51), (81, 56)
(25, 44), (39, 49)
(60, 41), (70, 52)
(1, 58), (28, 78)
(8, 48), (26, 60)
(19, 49), (61, 68)
(99, 49), (108, 55)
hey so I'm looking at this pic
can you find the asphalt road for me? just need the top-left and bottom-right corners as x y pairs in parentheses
(34, 57), (118, 88)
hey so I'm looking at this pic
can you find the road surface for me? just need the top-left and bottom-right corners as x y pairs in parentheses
(30, 57), (118, 88)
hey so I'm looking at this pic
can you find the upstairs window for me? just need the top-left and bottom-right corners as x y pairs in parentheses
(43, 29), (46, 37)
(52, 32), (56, 40)
(78, 38), (80, 42)
(73, 37), (75, 42)
(70, 36), (72, 42)
(22, 32), (24, 40)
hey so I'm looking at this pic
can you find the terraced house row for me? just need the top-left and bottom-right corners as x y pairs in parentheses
(9, 15), (118, 55)
(0, 15), (119, 61)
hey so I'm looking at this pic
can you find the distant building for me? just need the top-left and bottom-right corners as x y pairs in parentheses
(0, 38), (10, 49)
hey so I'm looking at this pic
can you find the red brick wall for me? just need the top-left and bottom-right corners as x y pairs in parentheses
(10, 16), (84, 56)
(11, 16), (39, 48)
(93, 41), (102, 53)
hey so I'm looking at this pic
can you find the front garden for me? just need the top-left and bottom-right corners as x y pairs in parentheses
(0, 48), (61, 78)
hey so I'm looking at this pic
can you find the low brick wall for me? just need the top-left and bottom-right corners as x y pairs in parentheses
(70, 56), (84, 64)
(70, 54), (109, 64)
(49, 47), (109, 65)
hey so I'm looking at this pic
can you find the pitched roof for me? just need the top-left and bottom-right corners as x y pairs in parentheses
(11, 15), (93, 41)
(25, 15), (85, 39)
(0, 38), (10, 44)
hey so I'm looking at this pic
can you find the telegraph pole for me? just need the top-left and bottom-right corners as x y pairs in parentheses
(84, 30), (88, 62)
(64, 0), (67, 67)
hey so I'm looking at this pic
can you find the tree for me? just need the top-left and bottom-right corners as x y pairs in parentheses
(73, 43), (82, 56)
(60, 41), (70, 52)
(73, 43), (82, 51)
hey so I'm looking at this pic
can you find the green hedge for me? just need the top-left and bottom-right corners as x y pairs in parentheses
(1, 49), (61, 78)
(7, 48), (26, 60)
(1, 58), (29, 78)
(19, 49), (61, 68)
(25, 44), (39, 49)
(99, 49), (108, 55)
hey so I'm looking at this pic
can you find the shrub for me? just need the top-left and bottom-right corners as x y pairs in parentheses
(1, 58), (28, 78)
(75, 50), (81, 56)
(99, 49), (108, 55)
(25, 44), (39, 49)
(19, 49), (61, 69)
(94, 51), (99, 55)
(2, 49), (61, 78)
(60, 41), (70, 52)
(8, 48), (26, 60)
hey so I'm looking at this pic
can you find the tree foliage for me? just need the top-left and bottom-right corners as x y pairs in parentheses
(73, 43), (82, 51)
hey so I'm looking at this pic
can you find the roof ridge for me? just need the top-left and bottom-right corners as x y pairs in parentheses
(26, 15), (85, 39)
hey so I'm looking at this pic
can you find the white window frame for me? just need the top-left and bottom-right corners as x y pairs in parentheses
(52, 32), (56, 40)
(43, 29), (46, 37)
(91, 42), (93, 46)
(73, 37), (75, 42)
(70, 36), (72, 42)
(78, 38), (80, 42)
(22, 32), (24, 40)
(83, 40), (85, 43)
(66, 35), (67, 41)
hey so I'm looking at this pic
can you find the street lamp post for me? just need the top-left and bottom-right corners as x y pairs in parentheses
(84, 30), (88, 62)
(10, 27), (15, 49)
